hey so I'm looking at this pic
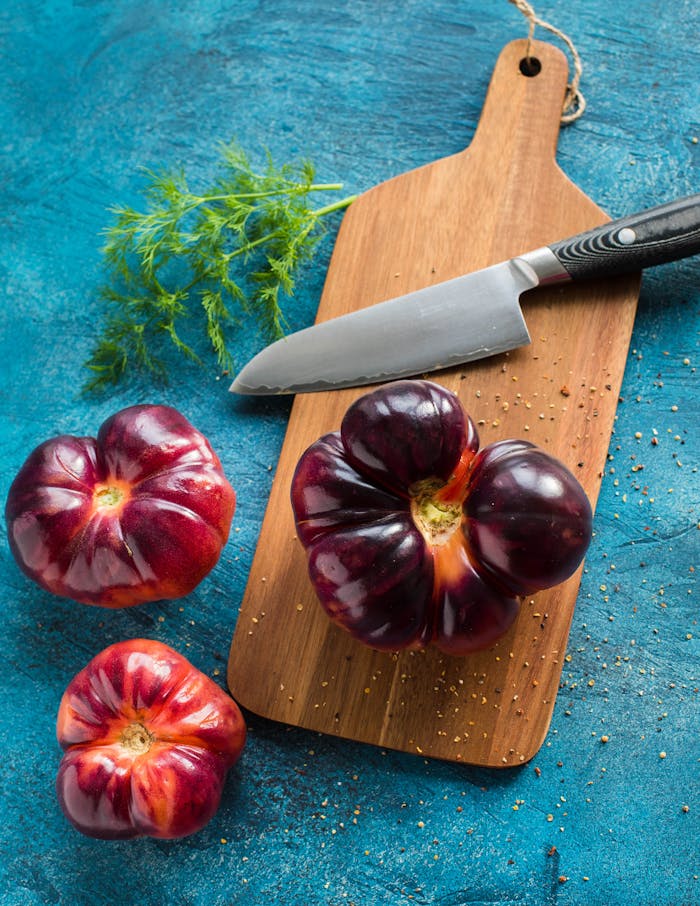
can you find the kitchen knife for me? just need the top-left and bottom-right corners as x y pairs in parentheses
(231, 194), (700, 395)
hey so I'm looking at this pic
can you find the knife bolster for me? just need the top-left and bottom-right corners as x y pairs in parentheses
(516, 247), (572, 286)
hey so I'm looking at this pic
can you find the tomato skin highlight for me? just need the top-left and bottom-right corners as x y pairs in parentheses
(291, 380), (592, 655)
(55, 639), (246, 840)
(5, 404), (236, 607)
(464, 440), (594, 596)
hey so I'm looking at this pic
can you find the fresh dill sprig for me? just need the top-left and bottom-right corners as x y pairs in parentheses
(84, 141), (356, 390)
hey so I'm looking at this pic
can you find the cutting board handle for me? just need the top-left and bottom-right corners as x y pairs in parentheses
(468, 39), (571, 165)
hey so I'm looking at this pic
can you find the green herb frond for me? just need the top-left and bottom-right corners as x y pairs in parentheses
(200, 289), (234, 371)
(84, 312), (168, 391)
(85, 139), (357, 390)
(142, 166), (190, 205)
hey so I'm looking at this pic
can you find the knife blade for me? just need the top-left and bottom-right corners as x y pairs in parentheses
(231, 194), (700, 395)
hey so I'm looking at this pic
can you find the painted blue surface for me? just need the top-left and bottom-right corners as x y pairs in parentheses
(0, 2), (698, 904)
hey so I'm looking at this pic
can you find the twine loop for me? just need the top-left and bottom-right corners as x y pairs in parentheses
(509, 0), (586, 123)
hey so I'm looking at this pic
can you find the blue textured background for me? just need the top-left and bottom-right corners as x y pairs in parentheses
(1, 2), (698, 904)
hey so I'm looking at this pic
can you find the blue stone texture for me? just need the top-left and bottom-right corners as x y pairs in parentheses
(0, 1), (697, 904)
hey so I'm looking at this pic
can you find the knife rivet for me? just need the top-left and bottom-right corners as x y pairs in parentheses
(617, 227), (637, 245)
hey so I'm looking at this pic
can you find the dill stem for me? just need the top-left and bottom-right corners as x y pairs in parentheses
(185, 182), (348, 207)
(312, 195), (358, 217)
(224, 194), (357, 259)
(175, 195), (357, 295)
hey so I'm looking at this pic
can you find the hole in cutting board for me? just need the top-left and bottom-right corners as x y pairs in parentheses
(519, 56), (542, 77)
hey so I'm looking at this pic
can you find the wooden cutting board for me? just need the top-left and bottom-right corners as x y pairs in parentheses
(227, 39), (641, 767)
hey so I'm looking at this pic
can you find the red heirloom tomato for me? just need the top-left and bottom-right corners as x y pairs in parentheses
(5, 405), (235, 607)
(291, 380), (593, 655)
(56, 639), (246, 840)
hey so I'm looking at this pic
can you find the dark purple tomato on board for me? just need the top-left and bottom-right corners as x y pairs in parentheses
(291, 379), (592, 655)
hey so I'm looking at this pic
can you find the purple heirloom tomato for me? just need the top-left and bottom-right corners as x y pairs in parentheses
(56, 639), (246, 839)
(291, 380), (592, 655)
(5, 405), (236, 607)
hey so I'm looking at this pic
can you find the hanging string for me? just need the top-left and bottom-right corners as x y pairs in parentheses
(508, 0), (586, 123)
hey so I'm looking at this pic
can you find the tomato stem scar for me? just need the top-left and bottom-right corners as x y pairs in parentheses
(93, 479), (131, 510)
(409, 478), (463, 546)
(120, 722), (155, 754)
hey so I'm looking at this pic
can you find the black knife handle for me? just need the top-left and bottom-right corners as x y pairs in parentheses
(549, 194), (700, 281)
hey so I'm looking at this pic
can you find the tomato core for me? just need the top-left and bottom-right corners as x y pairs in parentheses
(120, 721), (155, 754)
(93, 480), (130, 510)
(410, 477), (464, 546)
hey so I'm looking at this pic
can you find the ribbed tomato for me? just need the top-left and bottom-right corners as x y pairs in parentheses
(5, 404), (235, 607)
(55, 639), (246, 839)
(291, 380), (593, 655)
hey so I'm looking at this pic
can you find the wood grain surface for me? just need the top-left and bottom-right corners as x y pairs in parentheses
(227, 39), (641, 767)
